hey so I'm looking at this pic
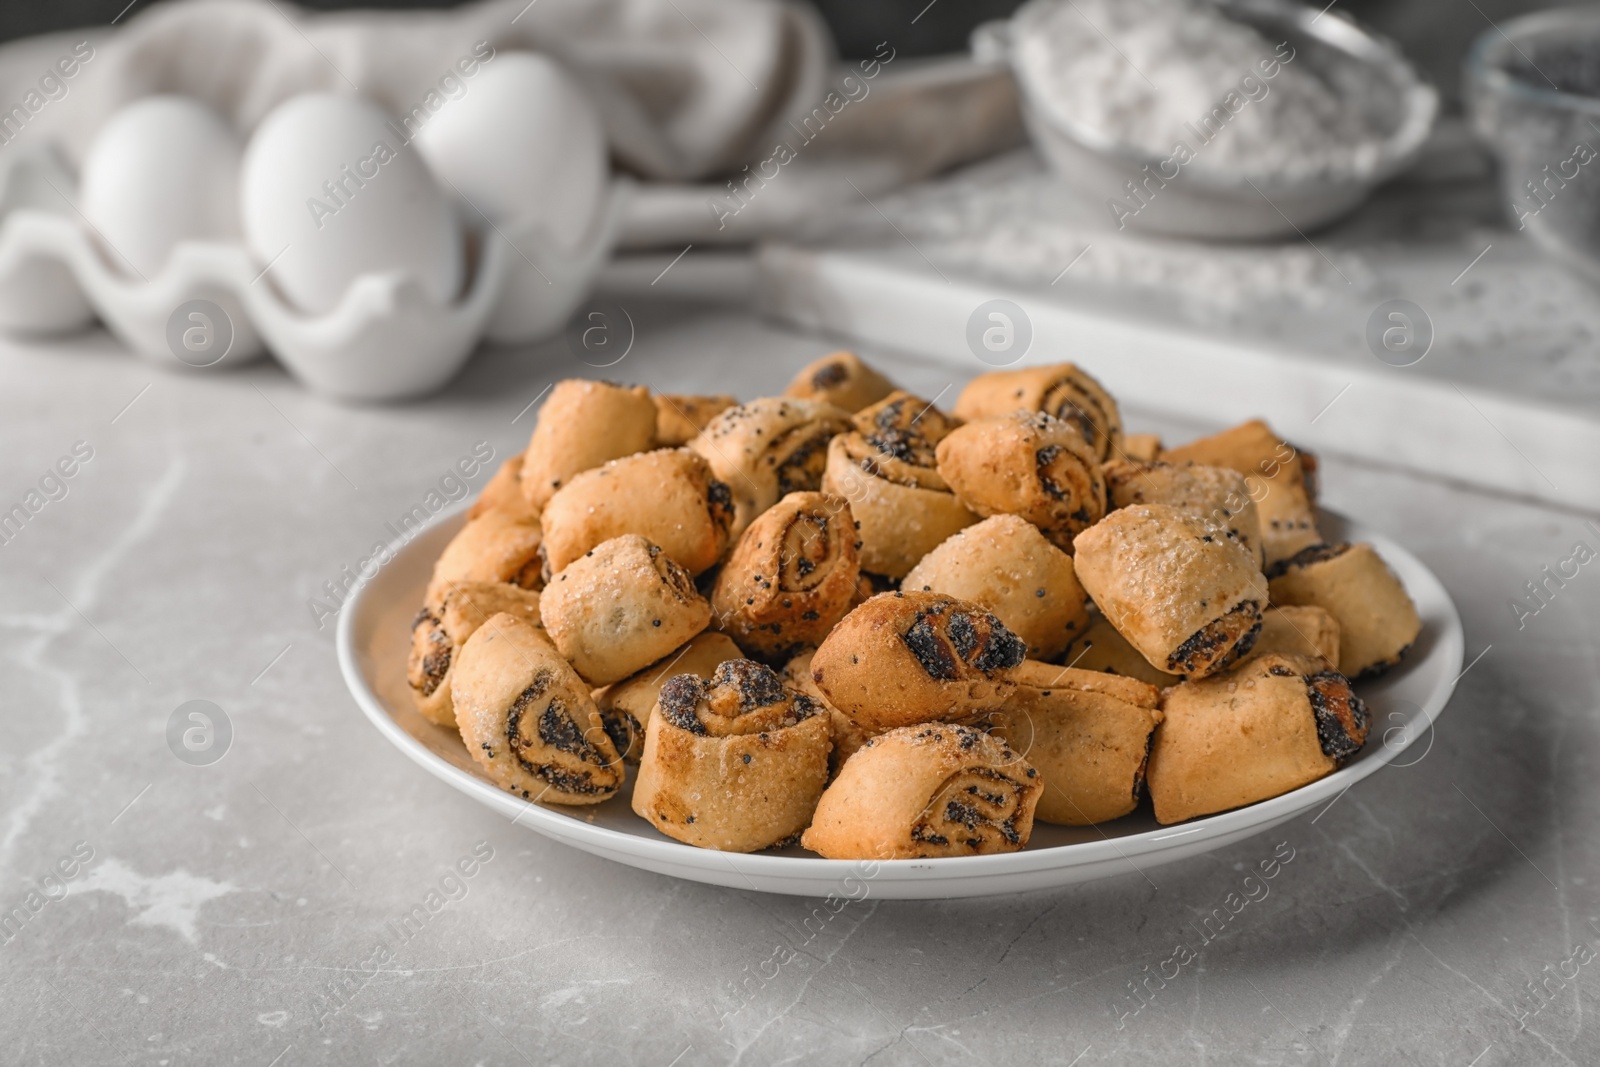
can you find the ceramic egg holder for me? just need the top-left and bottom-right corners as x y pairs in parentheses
(0, 141), (625, 402)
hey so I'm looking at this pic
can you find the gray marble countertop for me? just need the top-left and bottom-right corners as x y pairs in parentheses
(1, 275), (1596, 1067)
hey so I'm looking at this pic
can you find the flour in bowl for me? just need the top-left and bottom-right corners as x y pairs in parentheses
(1012, 0), (1388, 182)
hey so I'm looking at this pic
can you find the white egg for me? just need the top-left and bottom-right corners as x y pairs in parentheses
(240, 93), (462, 316)
(79, 95), (242, 280)
(412, 52), (608, 250)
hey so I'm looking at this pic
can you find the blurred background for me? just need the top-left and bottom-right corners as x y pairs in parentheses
(0, 0), (1553, 104)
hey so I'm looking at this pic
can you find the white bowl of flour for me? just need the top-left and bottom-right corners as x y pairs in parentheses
(989, 0), (1437, 239)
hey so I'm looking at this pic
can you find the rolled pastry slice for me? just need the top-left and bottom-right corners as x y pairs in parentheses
(953, 362), (1123, 461)
(654, 393), (738, 447)
(903, 514), (1088, 661)
(453, 612), (623, 805)
(1161, 419), (1320, 568)
(539, 448), (734, 577)
(710, 491), (862, 663)
(784, 649), (871, 777)
(935, 410), (1107, 552)
(821, 429), (978, 579)
(519, 379), (657, 510)
(632, 660), (832, 852)
(1251, 605), (1341, 669)
(1122, 433), (1162, 463)
(811, 590), (1026, 732)
(408, 581), (545, 728)
(593, 632), (744, 762)
(851, 390), (963, 444)
(1103, 458), (1264, 569)
(1072, 504), (1269, 679)
(540, 534), (712, 686)
(689, 397), (853, 542)
(1147, 652), (1369, 824)
(802, 723), (1042, 859)
(783, 350), (896, 413)
(425, 508), (543, 608)
(1062, 611), (1181, 688)
(469, 450), (538, 523)
(1267, 542), (1420, 679)
(985, 661), (1162, 826)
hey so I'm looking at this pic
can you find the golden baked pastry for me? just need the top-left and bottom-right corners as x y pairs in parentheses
(783, 350), (896, 412)
(953, 362), (1123, 461)
(709, 491), (861, 663)
(801, 723), (1042, 859)
(1252, 605), (1341, 668)
(632, 660), (832, 851)
(851, 389), (963, 443)
(1061, 611), (1181, 688)
(519, 380), (657, 510)
(408, 581), (545, 728)
(810, 590), (1026, 732)
(468, 451), (538, 523)
(425, 509), (543, 608)
(540, 534), (712, 686)
(1103, 458), (1264, 569)
(452, 612), (623, 805)
(935, 410), (1107, 552)
(1147, 652), (1368, 824)
(687, 397), (853, 543)
(902, 514), (1088, 661)
(1268, 542), (1420, 679)
(592, 632), (744, 762)
(538, 448), (733, 577)
(782, 648), (870, 777)
(821, 428), (978, 578)
(654, 393), (737, 447)
(1162, 420), (1320, 568)
(1071, 504), (1269, 679)
(985, 661), (1162, 826)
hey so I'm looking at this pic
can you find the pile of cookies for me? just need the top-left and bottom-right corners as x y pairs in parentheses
(406, 353), (1422, 860)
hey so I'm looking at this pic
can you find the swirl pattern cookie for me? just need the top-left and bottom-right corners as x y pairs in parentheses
(1071, 504), (1268, 679)
(1267, 542), (1419, 679)
(452, 612), (623, 805)
(632, 660), (832, 852)
(539, 448), (733, 577)
(408, 581), (545, 728)
(540, 534), (712, 686)
(801, 724), (1042, 859)
(592, 632), (744, 762)
(811, 591), (1027, 732)
(689, 397), (853, 542)
(902, 514), (1088, 661)
(953, 362), (1123, 461)
(935, 410), (1107, 552)
(1147, 652), (1369, 824)
(520, 380), (657, 510)
(710, 491), (861, 663)
(821, 428), (977, 578)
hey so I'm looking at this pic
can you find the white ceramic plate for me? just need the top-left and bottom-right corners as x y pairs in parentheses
(339, 505), (1463, 899)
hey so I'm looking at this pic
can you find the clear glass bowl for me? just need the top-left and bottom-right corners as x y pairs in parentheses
(1465, 7), (1600, 282)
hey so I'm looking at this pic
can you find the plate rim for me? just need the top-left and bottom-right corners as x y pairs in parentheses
(337, 501), (1464, 886)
